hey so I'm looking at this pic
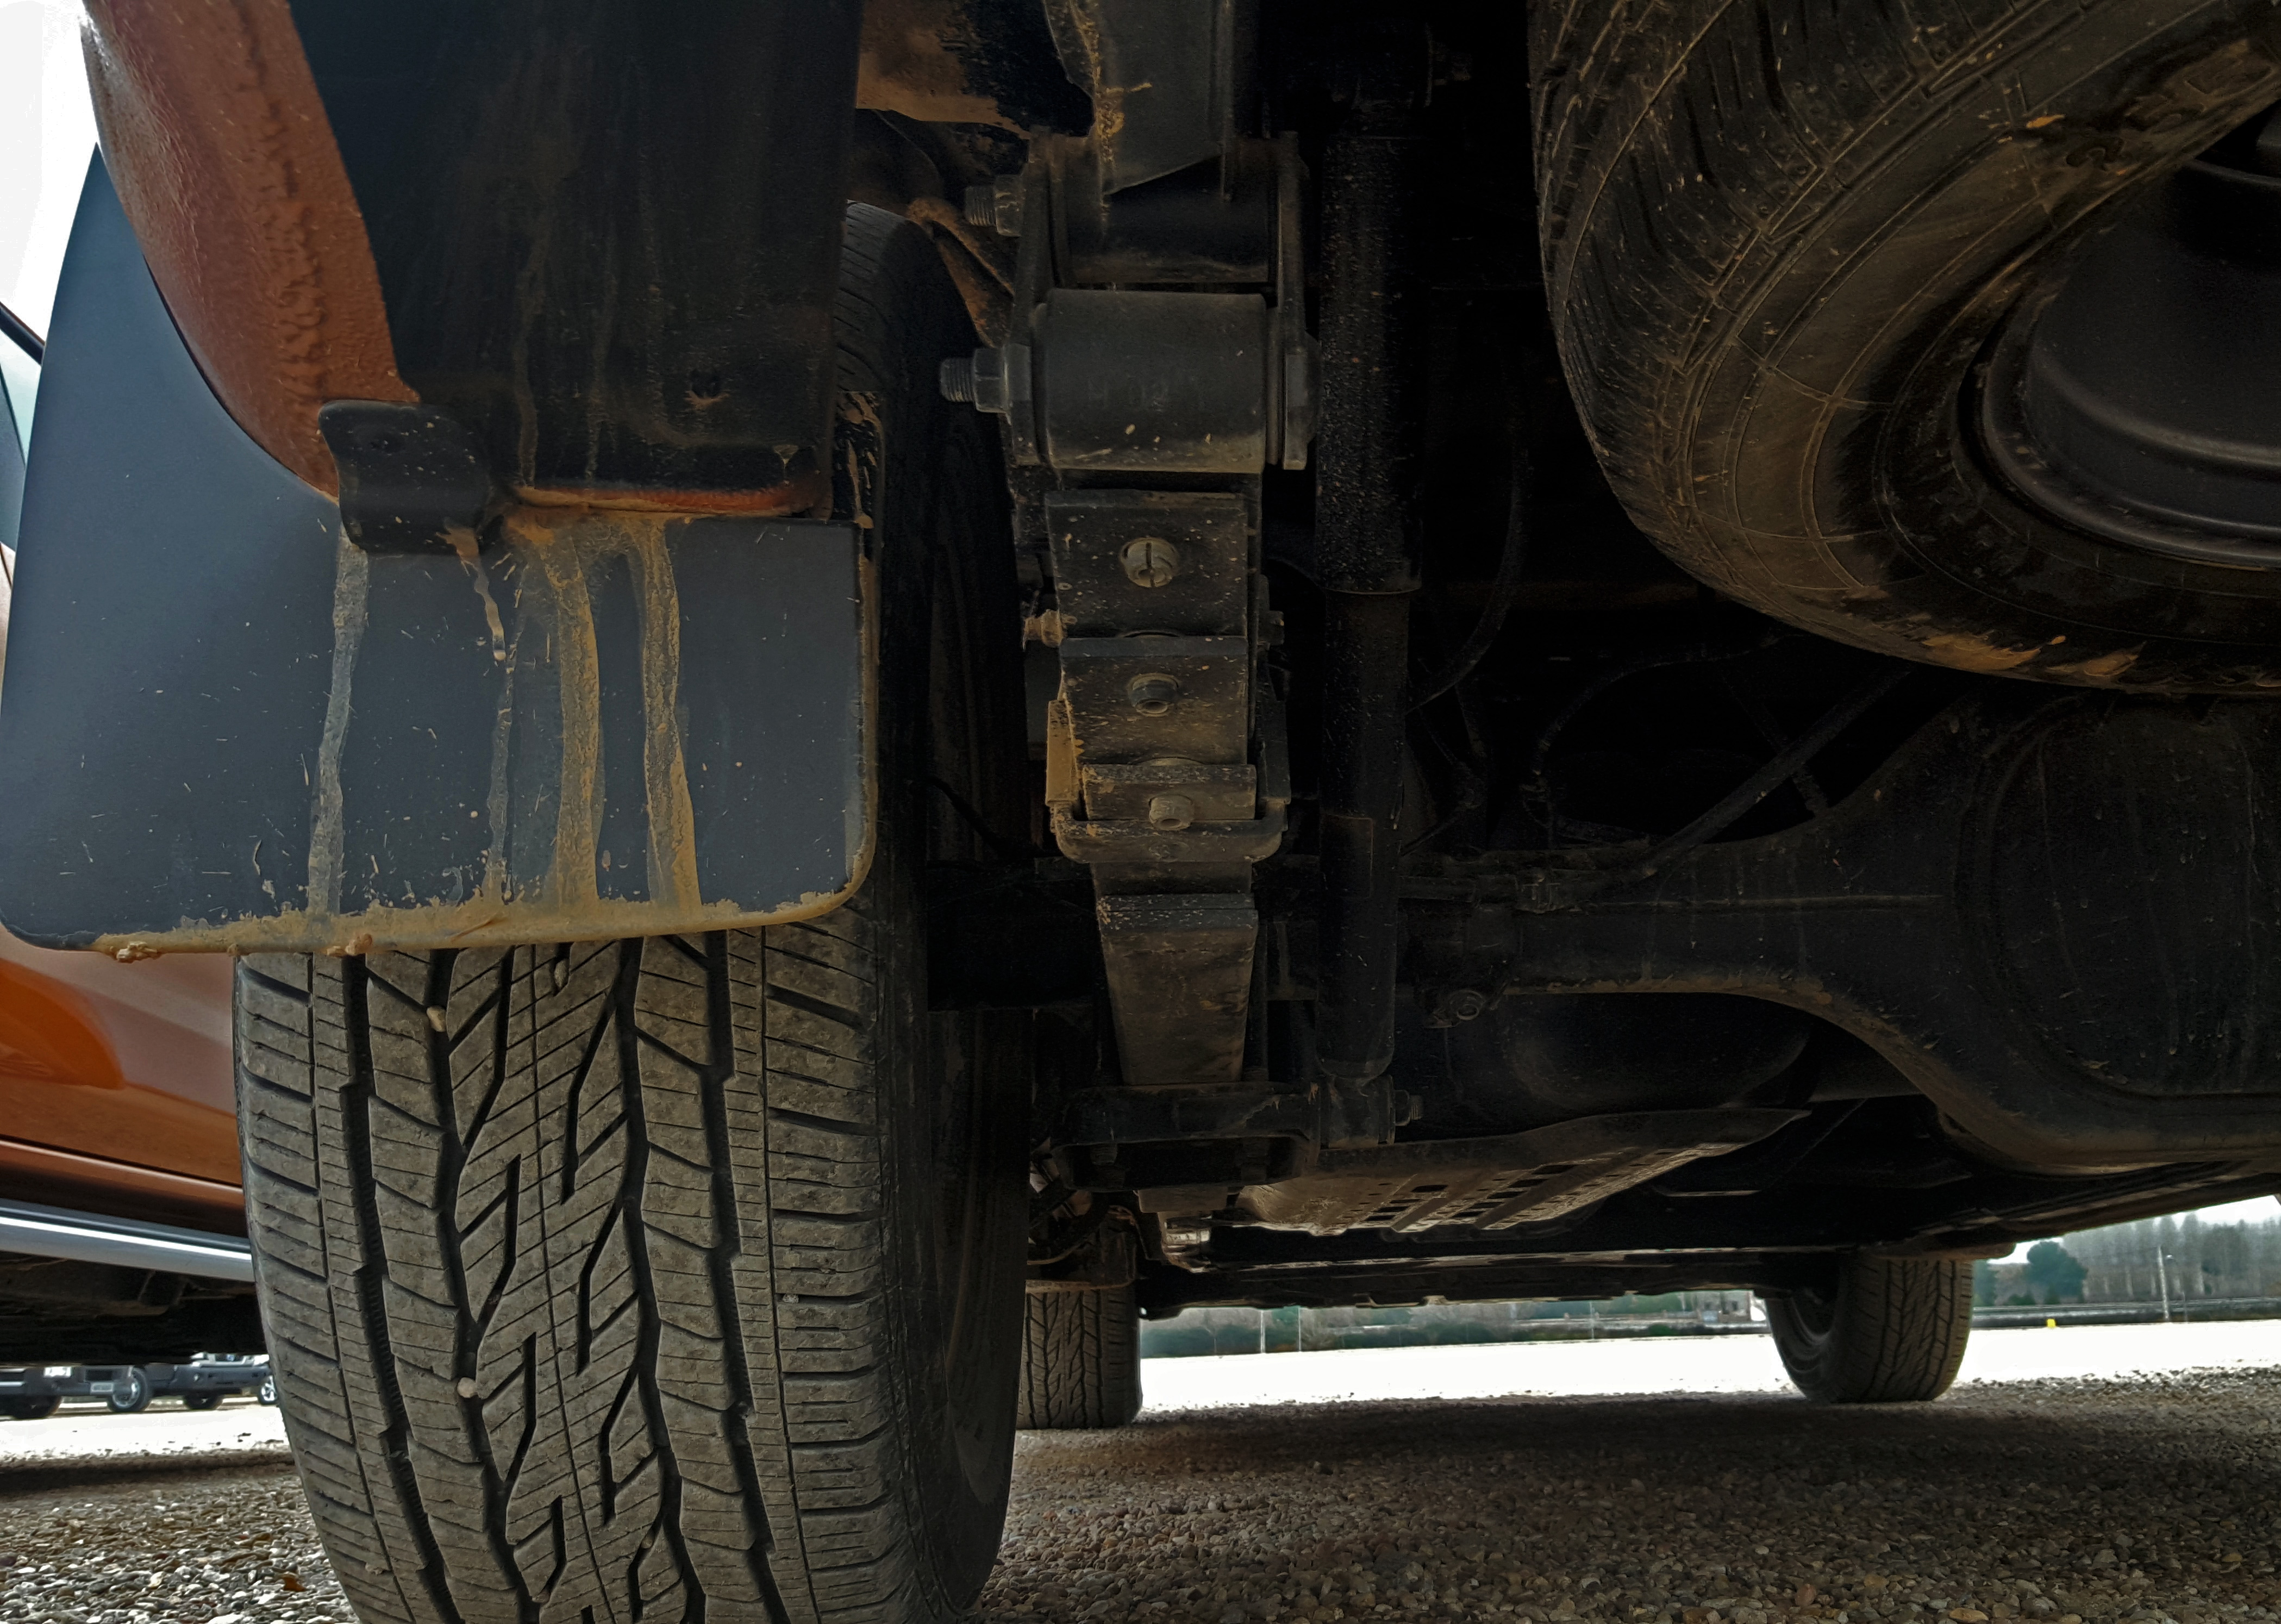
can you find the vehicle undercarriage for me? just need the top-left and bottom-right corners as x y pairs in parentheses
(8, 0), (2281, 1618)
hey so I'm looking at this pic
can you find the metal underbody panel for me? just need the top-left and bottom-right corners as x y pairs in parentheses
(0, 165), (871, 955)
(1236, 1109), (1805, 1235)
(1404, 689), (2281, 1167)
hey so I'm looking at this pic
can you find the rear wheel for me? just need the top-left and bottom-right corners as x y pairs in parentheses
(1765, 1255), (1973, 1404)
(234, 204), (1030, 1624)
(1015, 1287), (1142, 1431)
(1, 1395), (59, 1420)
(107, 1366), (152, 1413)
(183, 1391), (224, 1412)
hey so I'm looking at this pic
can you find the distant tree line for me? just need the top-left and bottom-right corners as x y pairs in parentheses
(1973, 1208), (2281, 1308)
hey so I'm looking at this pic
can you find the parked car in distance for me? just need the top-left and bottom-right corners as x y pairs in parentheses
(104, 1353), (271, 1413)
(0, 1360), (123, 1418)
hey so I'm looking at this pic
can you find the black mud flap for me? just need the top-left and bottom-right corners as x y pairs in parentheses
(0, 164), (870, 957)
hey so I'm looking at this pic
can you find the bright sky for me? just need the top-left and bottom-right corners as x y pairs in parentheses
(0, 0), (95, 338)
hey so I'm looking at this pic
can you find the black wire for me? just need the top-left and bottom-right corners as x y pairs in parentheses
(1594, 664), (1913, 886)
(0, 301), (42, 364)
(1411, 445), (1532, 711)
(1402, 715), (1487, 855)
(926, 776), (1035, 862)
(1524, 634), (1789, 791)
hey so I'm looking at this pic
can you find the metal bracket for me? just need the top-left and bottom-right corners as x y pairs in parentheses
(320, 401), (498, 554)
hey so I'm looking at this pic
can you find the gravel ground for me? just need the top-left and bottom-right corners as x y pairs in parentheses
(0, 1439), (349, 1624)
(973, 1365), (2281, 1624)
(5, 1364), (2280, 1624)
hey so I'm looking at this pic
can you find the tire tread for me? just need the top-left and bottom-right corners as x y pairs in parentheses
(1015, 1288), (1141, 1431)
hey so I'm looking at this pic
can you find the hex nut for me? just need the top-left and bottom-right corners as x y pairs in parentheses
(1147, 794), (1196, 831)
(1127, 673), (1181, 716)
(1120, 535), (1183, 588)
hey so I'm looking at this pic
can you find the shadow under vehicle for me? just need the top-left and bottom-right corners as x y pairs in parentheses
(10, 2), (2281, 1620)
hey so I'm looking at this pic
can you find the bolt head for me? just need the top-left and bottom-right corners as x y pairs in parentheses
(1126, 672), (1180, 716)
(1119, 535), (1183, 588)
(1147, 794), (1196, 831)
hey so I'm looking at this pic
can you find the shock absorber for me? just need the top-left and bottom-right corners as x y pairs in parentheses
(1314, 56), (1422, 1084)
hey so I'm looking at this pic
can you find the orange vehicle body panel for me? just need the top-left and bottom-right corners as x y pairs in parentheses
(0, 930), (238, 1233)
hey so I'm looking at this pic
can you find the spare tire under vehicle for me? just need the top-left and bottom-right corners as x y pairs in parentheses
(233, 207), (1030, 1624)
(1532, 1), (2281, 690)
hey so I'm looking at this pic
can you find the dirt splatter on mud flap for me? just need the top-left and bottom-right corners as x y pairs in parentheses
(0, 162), (872, 956)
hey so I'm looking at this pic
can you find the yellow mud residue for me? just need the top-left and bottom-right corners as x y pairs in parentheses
(305, 535), (371, 915)
(86, 888), (857, 962)
(627, 523), (702, 910)
(2049, 646), (2143, 683)
(509, 510), (607, 910)
(1918, 632), (2040, 672)
(102, 502), (878, 959)
(856, 0), (1023, 130)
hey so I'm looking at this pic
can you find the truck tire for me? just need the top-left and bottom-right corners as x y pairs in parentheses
(1532, 1), (2281, 690)
(107, 1366), (153, 1413)
(1, 1396), (60, 1420)
(183, 1392), (224, 1412)
(1765, 1255), (1973, 1403)
(233, 203), (1030, 1624)
(1015, 1287), (1142, 1431)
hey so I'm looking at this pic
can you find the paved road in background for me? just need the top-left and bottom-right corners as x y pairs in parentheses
(5, 1323), (2280, 1624)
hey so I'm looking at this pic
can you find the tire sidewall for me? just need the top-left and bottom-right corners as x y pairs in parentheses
(1764, 1281), (1847, 1403)
(1543, 2), (2281, 688)
(840, 203), (1031, 1607)
(1848, 17), (2281, 683)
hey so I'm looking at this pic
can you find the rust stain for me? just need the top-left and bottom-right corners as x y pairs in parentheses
(856, 0), (1022, 130)
(511, 472), (826, 517)
(1918, 631), (2040, 672)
